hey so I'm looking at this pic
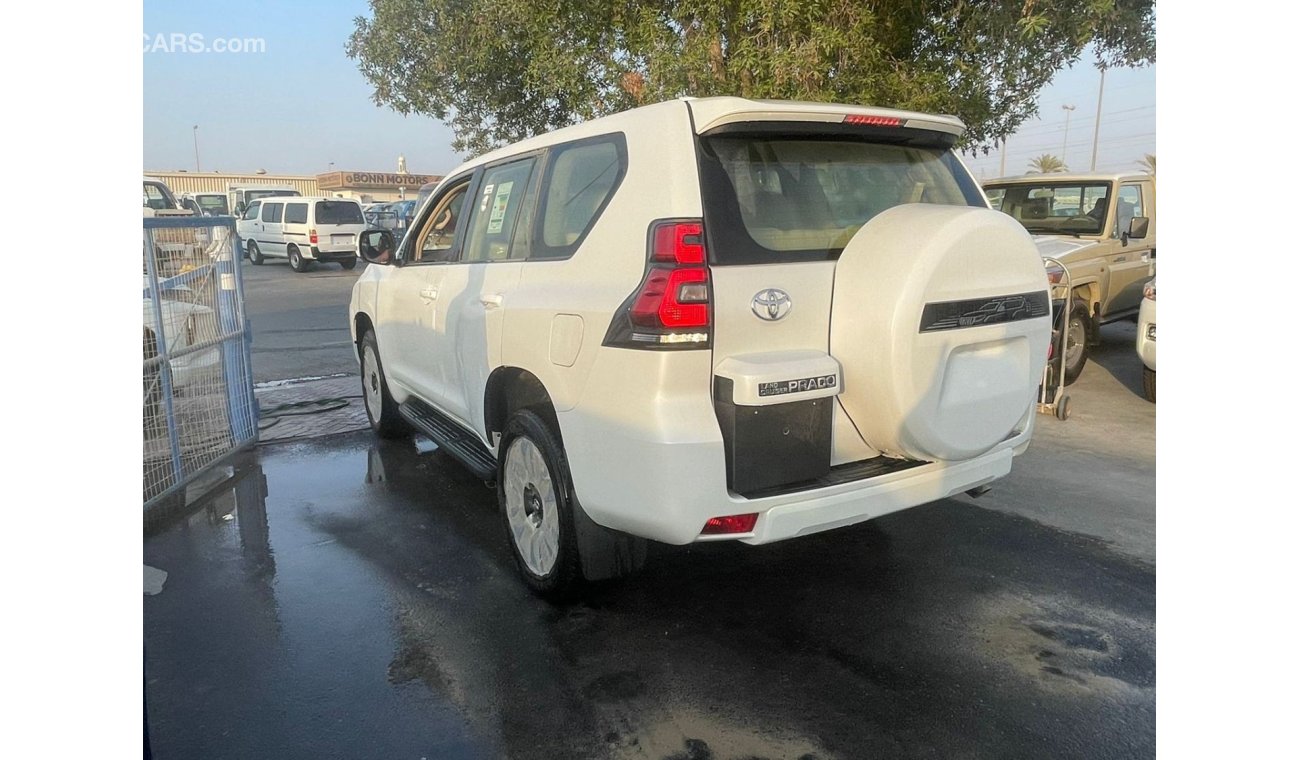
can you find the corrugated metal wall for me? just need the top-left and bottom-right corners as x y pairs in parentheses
(148, 172), (321, 196)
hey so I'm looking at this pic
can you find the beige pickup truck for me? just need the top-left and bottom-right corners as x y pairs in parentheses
(983, 173), (1155, 384)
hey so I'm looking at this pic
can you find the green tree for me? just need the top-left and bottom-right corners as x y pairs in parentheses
(1137, 153), (1155, 174)
(348, 0), (1155, 156)
(1029, 154), (1068, 173)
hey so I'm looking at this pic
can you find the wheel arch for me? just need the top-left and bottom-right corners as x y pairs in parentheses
(353, 312), (375, 357)
(484, 367), (560, 444)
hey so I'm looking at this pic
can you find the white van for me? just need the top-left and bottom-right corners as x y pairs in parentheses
(238, 196), (366, 271)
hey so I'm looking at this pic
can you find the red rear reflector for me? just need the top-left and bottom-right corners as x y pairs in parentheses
(843, 114), (902, 127)
(652, 221), (705, 264)
(701, 513), (759, 535)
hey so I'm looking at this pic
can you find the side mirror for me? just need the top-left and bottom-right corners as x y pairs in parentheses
(1125, 216), (1150, 242)
(359, 229), (397, 265)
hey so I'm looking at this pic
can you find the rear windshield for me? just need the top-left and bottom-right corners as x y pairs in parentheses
(984, 182), (1113, 236)
(699, 136), (985, 264)
(315, 201), (363, 225)
(197, 195), (229, 214)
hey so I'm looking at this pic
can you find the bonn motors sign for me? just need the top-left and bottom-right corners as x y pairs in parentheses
(317, 171), (440, 190)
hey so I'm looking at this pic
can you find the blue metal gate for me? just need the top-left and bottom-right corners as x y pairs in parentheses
(143, 216), (257, 509)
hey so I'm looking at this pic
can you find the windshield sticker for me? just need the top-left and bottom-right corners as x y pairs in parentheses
(486, 181), (514, 234)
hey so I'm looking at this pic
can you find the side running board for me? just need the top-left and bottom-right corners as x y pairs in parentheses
(398, 398), (497, 480)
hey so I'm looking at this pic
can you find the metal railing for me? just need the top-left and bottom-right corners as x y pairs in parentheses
(143, 216), (257, 510)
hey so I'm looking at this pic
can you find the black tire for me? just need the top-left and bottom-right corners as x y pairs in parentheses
(247, 240), (264, 265)
(1142, 367), (1156, 403)
(340, 257), (358, 270)
(1062, 300), (1092, 386)
(359, 330), (409, 438)
(498, 409), (584, 599)
(288, 245), (309, 273)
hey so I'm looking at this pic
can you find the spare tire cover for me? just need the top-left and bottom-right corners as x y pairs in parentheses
(831, 205), (1051, 461)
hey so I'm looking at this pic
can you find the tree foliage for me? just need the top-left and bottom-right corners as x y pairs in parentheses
(1029, 154), (1068, 173)
(1137, 153), (1155, 174)
(348, 0), (1155, 156)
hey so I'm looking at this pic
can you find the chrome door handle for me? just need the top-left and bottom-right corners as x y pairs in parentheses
(480, 294), (504, 309)
(419, 287), (438, 301)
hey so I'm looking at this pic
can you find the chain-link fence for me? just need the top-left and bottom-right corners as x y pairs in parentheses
(144, 217), (257, 510)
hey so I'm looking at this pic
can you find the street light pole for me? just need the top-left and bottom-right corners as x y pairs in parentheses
(192, 125), (201, 173)
(999, 139), (1007, 177)
(1090, 67), (1107, 171)
(1061, 105), (1076, 167)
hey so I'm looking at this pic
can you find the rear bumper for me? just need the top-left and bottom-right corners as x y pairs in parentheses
(309, 246), (357, 262)
(560, 364), (1030, 546)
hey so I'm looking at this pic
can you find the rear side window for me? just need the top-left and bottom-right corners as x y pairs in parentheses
(533, 134), (627, 259)
(699, 136), (985, 264)
(284, 203), (308, 224)
(262, 203), (283, 223)
(462, 157), (537, 263)
(315, 201), (363, 225)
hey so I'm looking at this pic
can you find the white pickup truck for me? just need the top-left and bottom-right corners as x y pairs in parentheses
(983, 173), (1155, 383)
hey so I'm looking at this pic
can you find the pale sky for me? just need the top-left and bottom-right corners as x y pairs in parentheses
(144, 1), (1155, 178)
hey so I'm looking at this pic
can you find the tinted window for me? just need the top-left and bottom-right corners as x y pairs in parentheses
(315, 201), (363, 225)
(535, 135), (626, 259)
(462, 158), (537, 263)
(243, 201), (261, 221)
(699, 137), (983, 264)
(262, 203), (284, 223)
(284, 203), (308, 224)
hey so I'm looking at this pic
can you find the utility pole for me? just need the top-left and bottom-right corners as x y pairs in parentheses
(192, 125), (201, 172)
(999, 139), (1007, 177)
(1090, 67), (1107, 171)
(1061, 105), (1076, 167)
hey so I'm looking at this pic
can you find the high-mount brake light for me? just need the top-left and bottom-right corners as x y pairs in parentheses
(701, 513), (759, 535)
(843, 114), (903, 127)
(603, 219), (712, 349)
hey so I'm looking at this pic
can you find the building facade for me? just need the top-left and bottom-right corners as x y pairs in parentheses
(146, 170), (443, 203)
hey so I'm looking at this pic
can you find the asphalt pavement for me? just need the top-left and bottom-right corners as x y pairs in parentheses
(145, 263), (1156, 758)
(241, 256), (365, 383)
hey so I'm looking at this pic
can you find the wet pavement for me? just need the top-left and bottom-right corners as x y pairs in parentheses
(144, 432), (1154, 760)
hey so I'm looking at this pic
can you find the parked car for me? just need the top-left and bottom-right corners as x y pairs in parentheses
(983, 173), (1155, 383)
(143, 281), (221, 433)
(1136, 278), (1156, 402)
(238, 196), (366, 272)
(349, 97), (1052, 596)
(143, 176), (190, 217)
(180, 192), (231, 217)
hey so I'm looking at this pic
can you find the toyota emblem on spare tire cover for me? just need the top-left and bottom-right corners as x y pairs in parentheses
(752, 288), (792, 321)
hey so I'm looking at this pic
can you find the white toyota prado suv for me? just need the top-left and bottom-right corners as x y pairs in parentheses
(349, 97), (1051, 596)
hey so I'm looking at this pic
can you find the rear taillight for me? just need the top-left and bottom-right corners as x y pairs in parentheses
(603, 219), (711, 349)
(309, 228), (318, 244)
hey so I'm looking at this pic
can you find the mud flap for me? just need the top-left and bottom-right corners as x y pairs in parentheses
(572, 497), (648, 581)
